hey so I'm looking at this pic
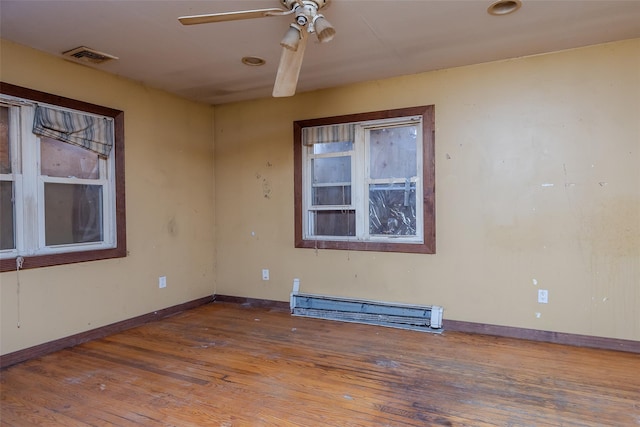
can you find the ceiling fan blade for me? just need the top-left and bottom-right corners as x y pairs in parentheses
(273, 31), (308, 97)
(179, 8), (286, 25)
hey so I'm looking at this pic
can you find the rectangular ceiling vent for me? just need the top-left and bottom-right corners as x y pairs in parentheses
(290, 290), (444, 334)
(62, 46), (118, 64)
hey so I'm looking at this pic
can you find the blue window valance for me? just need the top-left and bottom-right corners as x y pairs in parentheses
(32, 106), (114, 157)
(302, 123), (355, 146)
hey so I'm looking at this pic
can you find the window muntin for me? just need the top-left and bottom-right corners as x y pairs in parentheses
(294, 106), (435, 254)
(0, 83), (126, 271)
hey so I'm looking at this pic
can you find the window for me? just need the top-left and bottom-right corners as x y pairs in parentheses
(0, 83), (126, 272)
(294, 105), (435, 254)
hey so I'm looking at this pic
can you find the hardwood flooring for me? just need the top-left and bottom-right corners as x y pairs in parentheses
(1, 302), (639, 426)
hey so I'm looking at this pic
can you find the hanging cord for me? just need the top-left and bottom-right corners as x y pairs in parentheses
(16, 256), (24, 328)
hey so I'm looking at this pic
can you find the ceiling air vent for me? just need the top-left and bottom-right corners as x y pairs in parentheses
(62, 46), (118, 64)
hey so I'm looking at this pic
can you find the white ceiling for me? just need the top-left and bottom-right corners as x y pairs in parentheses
(2, 0), (639, 105)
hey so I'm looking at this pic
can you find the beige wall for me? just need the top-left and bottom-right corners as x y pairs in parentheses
(214, 39), (640, 341)
(1, 38), (637, 356)
(0, 40), (216, 355)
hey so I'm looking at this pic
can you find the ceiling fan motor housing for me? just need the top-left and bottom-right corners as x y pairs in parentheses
(281, 0), (329, 12)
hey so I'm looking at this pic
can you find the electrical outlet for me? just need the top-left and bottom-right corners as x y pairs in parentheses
(159, 276), (167, 289)
(538, 289), (548, 304)
(262, 269), (270, 281)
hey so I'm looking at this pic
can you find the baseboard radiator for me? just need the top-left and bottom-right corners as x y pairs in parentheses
(290, 291), (443, 333)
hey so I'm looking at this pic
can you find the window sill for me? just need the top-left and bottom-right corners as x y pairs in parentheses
(295, 238), (435, 254)
(0, 247), (127, 272)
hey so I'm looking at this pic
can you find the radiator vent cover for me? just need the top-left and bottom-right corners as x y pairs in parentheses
(290, 292), (443, 333)
(62, 46), (118, 64)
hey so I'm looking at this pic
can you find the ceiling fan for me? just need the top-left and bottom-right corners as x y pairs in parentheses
(179, 0), (336, 98)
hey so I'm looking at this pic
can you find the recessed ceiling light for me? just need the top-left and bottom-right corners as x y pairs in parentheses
(487, 0), (522, 16)
(242, 56), (266, 66)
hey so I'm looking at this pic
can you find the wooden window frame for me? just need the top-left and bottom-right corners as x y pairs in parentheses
(294, 105), (435, 254)
(0, 82), (126, 272)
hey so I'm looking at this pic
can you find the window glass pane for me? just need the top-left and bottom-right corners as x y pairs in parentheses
(45, 183), (103, 245)
(312, 156), (351, 184)
(310, 210), (355, 236)
(312, 141), (353, 154)
(369, 125), (417, 179)
(1, 106), (11, 174)
(41, 137), (100, 179)
(0, 181), (15, 249)
(313, 185), (351, 206)
(369, 183), (417, 236)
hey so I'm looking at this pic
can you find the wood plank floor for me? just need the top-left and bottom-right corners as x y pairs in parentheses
(1, 302), (639, 426)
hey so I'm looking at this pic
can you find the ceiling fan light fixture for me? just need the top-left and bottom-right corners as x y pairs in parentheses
(280, 23), (303, 51)
(487, 0), (522, 16)
(313, 15), (335, 43)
